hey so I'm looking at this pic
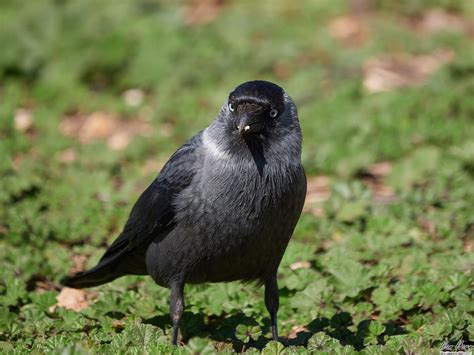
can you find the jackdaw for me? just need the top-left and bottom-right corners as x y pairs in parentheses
(62, 80), (307, 345)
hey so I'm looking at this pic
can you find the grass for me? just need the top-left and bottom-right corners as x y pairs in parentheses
(0, 0), (473, 353)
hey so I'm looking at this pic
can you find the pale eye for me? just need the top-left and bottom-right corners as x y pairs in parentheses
(269, 109), (278, 118)
(228, 103), (235, 112)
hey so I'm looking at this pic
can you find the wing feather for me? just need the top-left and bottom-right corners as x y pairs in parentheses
(101, 132), (202, 260)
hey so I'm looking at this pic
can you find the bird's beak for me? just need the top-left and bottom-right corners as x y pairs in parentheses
(237, 122), (251, 133)
(237, 116), (264, 134)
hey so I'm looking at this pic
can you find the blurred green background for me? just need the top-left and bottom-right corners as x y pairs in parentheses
(0, 0), (473, 353)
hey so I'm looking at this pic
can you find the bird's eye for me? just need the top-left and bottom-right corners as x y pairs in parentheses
(269, 109), (278, 118)
(228, 103), (235, 112)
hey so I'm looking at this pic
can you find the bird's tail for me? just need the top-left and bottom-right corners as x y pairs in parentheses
(61, 234), (128, 288)
(61, 231), (149, 289)
(60, 260), (123, 289)
(61, 239), (131, 288)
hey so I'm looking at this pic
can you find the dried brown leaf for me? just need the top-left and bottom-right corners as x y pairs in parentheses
(464, 240), (473, 253)
(372, 184), (397, 204)
(349, 0), (373, 15)
(112, 319), (125, 330)
(122, 88), (144, 107)
(0, 225), (8, 235)
(361, 161), (398, 204)
(50, 287), (91, 312)
(60, 111), (153, 150)
(107, 131), (132, 151)
(464, 224), (474, 252)
(407, 8), (474, 35)
(289, 261), (311, 271)
(56, 148), (77, 163)
(60, 112), (114, 141)
(367, 161), (392, 178)
(184, 0), (226, 26)
(329, 15), (370, 45)
(14, 108), (33, 132)
(363, 49), (455, 93)
(304, 176), (331, 216)
(288, 325), (308, 339)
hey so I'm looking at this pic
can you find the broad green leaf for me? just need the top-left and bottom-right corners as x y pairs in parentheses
(235, 324), (262, 344)
(185, 338), (215, 354)
(262, 340), (285, 354)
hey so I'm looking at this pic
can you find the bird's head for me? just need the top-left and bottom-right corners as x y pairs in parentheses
(225, 81), (289, 136)
(206, 80), (301, 165)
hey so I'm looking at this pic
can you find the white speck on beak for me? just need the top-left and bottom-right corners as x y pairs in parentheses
(244, 125), (250, 131)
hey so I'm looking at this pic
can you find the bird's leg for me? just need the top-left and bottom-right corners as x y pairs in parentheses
(169, 283), (185, 345)
(264, 275), (279, 341)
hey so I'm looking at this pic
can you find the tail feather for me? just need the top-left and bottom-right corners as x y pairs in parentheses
(61, 240), (131, 288)
(61, 261), (123, 288)
(61, 238), (149, 289)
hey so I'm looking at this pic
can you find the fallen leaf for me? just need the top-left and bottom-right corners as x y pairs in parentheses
(406, 8), (474, 35)
(122, 88), (144, 107)
(329, 15), (369, 45)
(348, 0), (373, 15)
(359, 161), (398, 204)
(60, 111), (153, 150)
(288, 325), (308, 339)
(56, 148), (77, 163)
(107, 131), (132, 151)
(363, 49), (455, 93)
(112, 319), (125, 330)
(370, 183), (397, 204)
(367, 161), (392, 178)
(464, 224), (474, 253)
(14, 108), (33, 132)
(50, 287), (91, 312)
(290, 261), (312, 271)
(464, 240), (473, 253)
(304, 176), (331, 216)
(96, 191), (111, 202)
(60, 112), (114, 141)
(184, 0), (226, 26)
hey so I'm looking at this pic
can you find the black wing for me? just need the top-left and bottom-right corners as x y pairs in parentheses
(101, 132), (202, 262)
(62, 132), (202, 288)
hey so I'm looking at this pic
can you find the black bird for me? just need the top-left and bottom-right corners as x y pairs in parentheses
(62, 80), (307, 345)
